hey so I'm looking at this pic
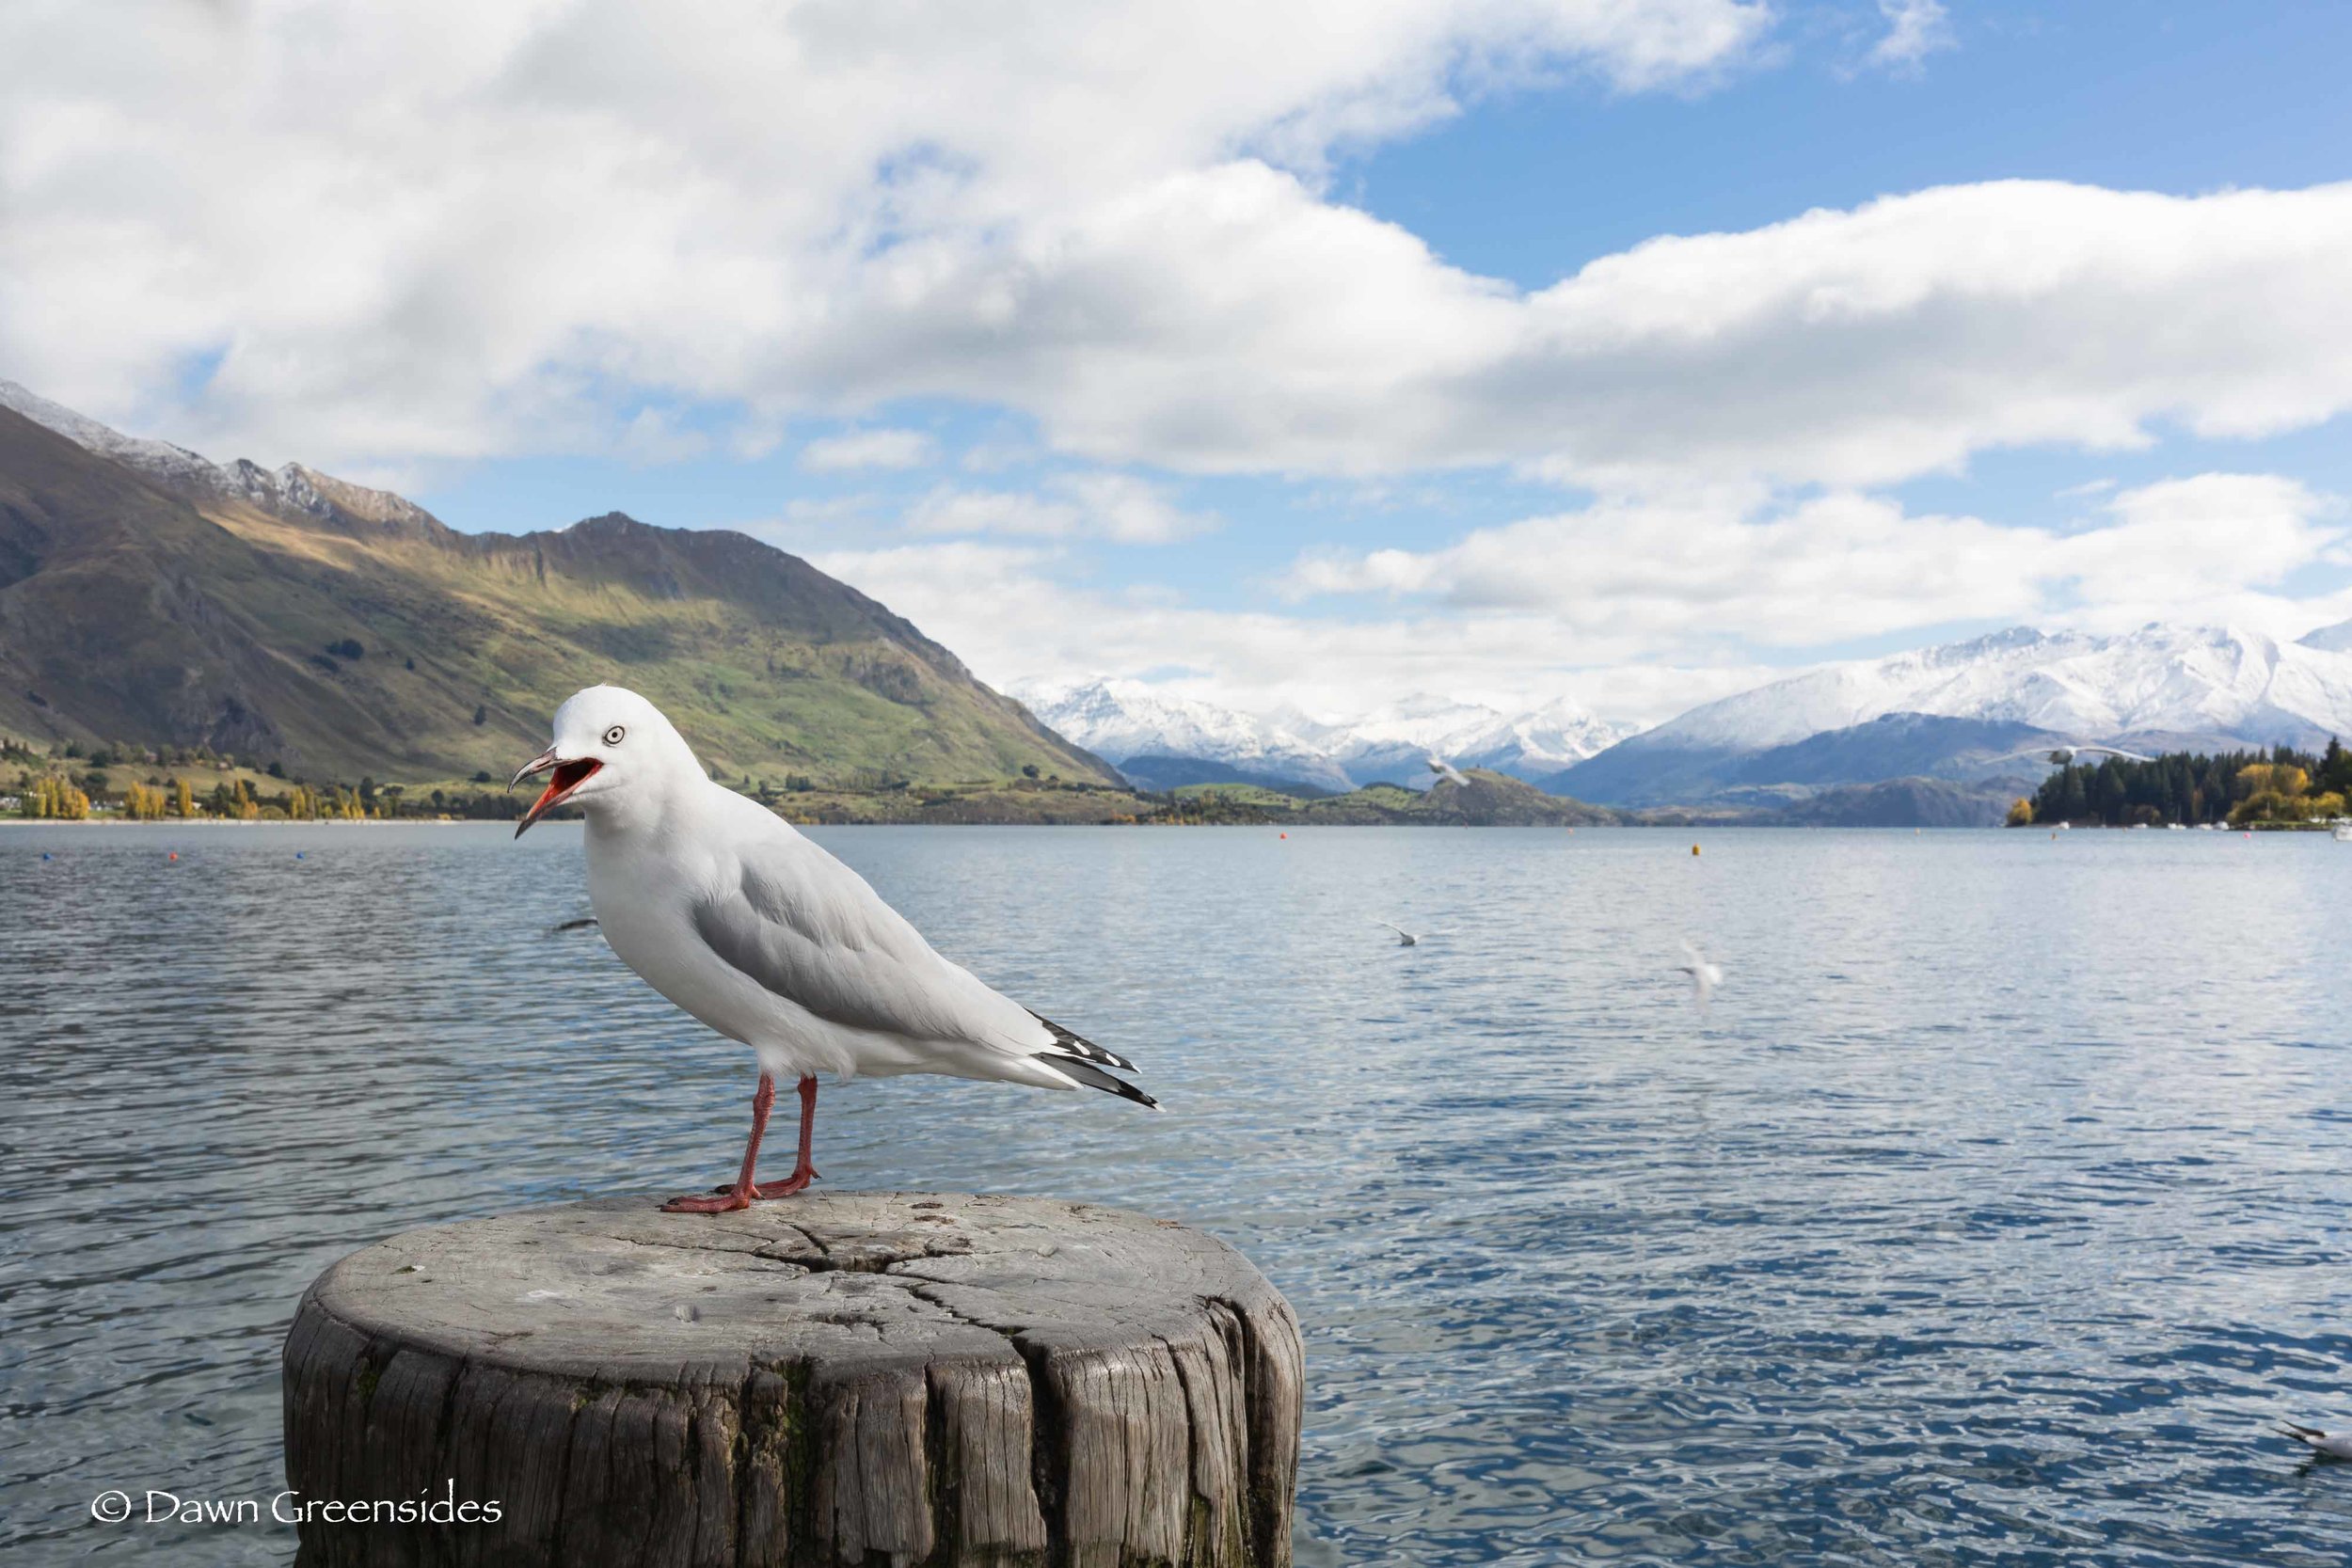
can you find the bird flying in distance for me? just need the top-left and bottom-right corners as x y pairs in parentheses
(1676, 939), (1724, 1009)
(1987, 744), (2155, 768)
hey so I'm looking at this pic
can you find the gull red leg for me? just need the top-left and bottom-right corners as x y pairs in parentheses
(752, 1075), (820, 1198)
(662, 1071), (774, 1214)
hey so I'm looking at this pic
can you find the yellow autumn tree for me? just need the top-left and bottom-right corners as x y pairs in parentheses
(2005, 797), (2035, 827)
(172, 777), (196, 817)
(2235, 763), (2310, 800)
(30, 776), (87, 818)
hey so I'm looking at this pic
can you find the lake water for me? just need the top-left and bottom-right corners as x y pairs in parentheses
(4, 821), (2349, 1565)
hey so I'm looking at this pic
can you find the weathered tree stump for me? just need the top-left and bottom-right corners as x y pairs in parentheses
(282, 1193), (1302, 1568)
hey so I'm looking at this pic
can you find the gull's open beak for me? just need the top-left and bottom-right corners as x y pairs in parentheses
(511, 747), (559, 791)
(511, 749), (602, 838)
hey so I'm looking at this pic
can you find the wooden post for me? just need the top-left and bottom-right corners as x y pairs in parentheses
(282, 1193), (1302, 1567)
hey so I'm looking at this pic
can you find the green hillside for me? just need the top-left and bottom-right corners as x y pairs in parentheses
(0, 407), (1114, 788)
(1173, 770), (1617, 826)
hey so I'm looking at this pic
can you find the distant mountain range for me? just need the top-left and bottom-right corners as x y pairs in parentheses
(1551, 625), (2352, 814)
(1030, 622), (2352, 825)
(11, 376), (2347, 825)
(1013, 678), (1629, 793)
(0, 380), (1112, 786)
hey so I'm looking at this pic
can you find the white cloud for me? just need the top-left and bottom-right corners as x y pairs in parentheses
(815, 537), (1772, 722)
(908, 472), (1216, 544)
(2054, 477), (2117, 499)
(807, 473), (2350, 725)
(1867, 0), (1953, 71)
(799, 427), (937, 471)
(0, 0), (1768, 469)
(1284, 490), (2046, 649)
(8, 5), (2349, 509)
(612, 405), (710, 464)
(2048, 473), (2350, 633)
(906, 488), (1081, 538)
(1283, 474), (2352, 650)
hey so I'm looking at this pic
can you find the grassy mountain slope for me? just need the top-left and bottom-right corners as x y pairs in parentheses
(0, 406), (1114, 786)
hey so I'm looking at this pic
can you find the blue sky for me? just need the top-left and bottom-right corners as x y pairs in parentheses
(8, 2), (2351, 721)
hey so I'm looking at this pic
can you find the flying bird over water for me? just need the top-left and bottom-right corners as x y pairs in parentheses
(1988, 744), (2155, 768)
(1428, 757), (1470, 787)
(1676, 939), (1724, 1009)
(2279, 1422), (2352, 1460)
(1375, 921), (1421, 947)
(513, 685), (1155, 1213)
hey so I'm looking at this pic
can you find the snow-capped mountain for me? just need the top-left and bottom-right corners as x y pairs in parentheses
(0, 378), (439, 533)
(2303, 616), (2352, 654)
(1558, 624), (2352, 804)
(1645, 625), (2352, 750)
(0, 377), (226, 492)
(1016, 679), (1631, 792)
(1013, 680), (1356, 791)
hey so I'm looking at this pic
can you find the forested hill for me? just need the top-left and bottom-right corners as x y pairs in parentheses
(2020, 741), (2352, 828)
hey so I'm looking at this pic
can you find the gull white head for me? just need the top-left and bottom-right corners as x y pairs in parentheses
(511, 685), (703, 836)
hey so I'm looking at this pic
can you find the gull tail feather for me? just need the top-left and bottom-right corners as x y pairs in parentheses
(1036, 1053), (1161, 1111)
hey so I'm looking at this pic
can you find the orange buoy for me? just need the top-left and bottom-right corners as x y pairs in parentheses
(167, 851), (178, 861)
(1691, 844), (1700, 856)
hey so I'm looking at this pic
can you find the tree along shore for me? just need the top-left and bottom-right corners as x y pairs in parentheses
(5, 735), (1611, 828)
(2010, 740), (2352, 829)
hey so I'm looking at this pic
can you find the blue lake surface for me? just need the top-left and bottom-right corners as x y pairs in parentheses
(3, 821), (2349, 1564)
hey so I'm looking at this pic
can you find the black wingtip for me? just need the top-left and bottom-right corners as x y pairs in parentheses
(1027, 1010), (1137, 1072)
(1036, 1053), (1159, 1110)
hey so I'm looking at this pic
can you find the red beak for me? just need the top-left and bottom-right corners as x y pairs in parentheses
(513, 753), (601, 838)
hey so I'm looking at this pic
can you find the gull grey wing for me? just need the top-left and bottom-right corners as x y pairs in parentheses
(691, 847), (1037, 1047)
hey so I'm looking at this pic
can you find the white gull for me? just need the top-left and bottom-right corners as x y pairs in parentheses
(513, 685), (1155, 1213)
(2280, 1422), (2352, 1461)
(1675, 938), (1724, 1009)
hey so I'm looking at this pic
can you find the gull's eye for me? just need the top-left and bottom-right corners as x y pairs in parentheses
(602, 724), (627, 747)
